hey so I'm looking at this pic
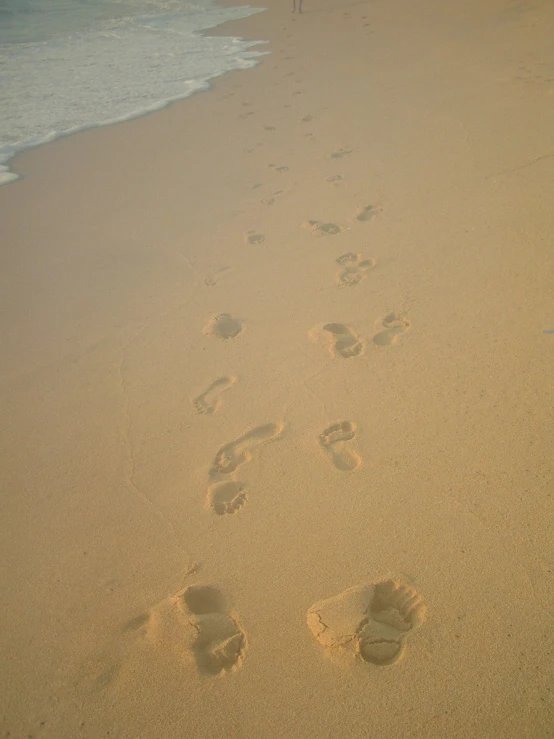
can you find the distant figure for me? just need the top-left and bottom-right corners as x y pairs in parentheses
(293, 0), (303, 12)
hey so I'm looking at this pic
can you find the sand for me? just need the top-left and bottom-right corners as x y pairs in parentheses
(1, 0), (553, 736)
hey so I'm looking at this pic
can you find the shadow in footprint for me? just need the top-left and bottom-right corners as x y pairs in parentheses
(330, 148), (352, 159)
(356, 204), (380, 222)
(204, 313), (244, 340)
(320, 421), (361, 471)
(180, 586), (246, 676)
(322, 323), (364, 358)
(336, 252), (376, 287)
(307, 579), (426, 666)
(307, 220), (343, 237)
(210, 422), (284, 477)
(120, 612), (151, 636)
(373, 313), (410, 347)
(246, 231), (266, 245)
(204, 266), (232, 287)
(193, 376), (236, 415)
(207, 481), (247, 515)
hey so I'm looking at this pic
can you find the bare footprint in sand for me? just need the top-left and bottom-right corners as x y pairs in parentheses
(245, 231), (266, 245)
(204, 266), (232, 287)
(193, 376), (237, 415)
(307, 580), (426, 666)
(336, 252), (376, 287)
(372, 312), (411, 346)
(305, 220), (343, 237)
(179, 585), (246, 675)
(210, 422), (284, 477)
(89, 580), (245, 688)
(207, 481), (247, 515)
(204, 313), (244, 340)
(355, 204), (381, 222)
(319, 421), (361, 471)
(316, 323), (364, 358)
(330, 148), (352, 159)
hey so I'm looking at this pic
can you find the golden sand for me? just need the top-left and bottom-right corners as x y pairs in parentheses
(1, 0), (553, 736)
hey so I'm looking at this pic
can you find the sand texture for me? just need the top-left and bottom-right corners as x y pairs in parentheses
(1, 0), (553, 736)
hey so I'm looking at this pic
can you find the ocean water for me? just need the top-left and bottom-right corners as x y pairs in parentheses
(0, 0), (266, 184)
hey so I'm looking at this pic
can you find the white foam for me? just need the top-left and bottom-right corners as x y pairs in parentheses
(0, 3), (267, 184)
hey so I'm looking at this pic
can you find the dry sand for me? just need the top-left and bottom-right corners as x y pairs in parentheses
(1, 0), (553, 736)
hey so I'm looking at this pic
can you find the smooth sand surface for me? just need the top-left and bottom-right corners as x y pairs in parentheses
(1, 0), (553, 736)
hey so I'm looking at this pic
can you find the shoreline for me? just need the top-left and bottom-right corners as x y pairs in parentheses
(0, 0), (269, 186)
(1, 0), (553, 737)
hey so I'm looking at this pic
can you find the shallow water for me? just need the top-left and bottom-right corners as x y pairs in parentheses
(0, 0), (266, 184)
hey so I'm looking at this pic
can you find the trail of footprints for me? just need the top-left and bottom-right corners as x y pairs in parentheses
(112, 577), (425, 683)
(105, 148), (426, 683)
(310, 312), (411, 359)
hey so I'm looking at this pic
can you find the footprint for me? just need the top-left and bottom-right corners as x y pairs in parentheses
(193, 376), (236, 415)
(207, 481), (247, 515)
(307, 220), (343, 237)
(245, 231), (266, 245)
(330, 148), (352, 159)
(307, 580), (426, 666)
(372, 312), (411, 346)
(320, 323), (364, 358)
(335, 252), (359, 267)
(204, 266), (232, 287)
(93, 584), (245, 686)
(180, 586), (246, 675)
(356, 204), (381, 222)
(336, 252), (376, 287)
(319, 421), (361, 471)
(204, 313), (244, 340)
(210, 422), (284, 477)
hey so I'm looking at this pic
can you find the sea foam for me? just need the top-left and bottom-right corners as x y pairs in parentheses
(0, 0), (266, 185)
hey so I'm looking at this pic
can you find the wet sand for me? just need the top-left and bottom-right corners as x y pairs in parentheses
(1, 0), (553, 736)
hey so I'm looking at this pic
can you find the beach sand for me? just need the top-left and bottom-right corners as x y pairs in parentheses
(1, 0), (553, 736)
